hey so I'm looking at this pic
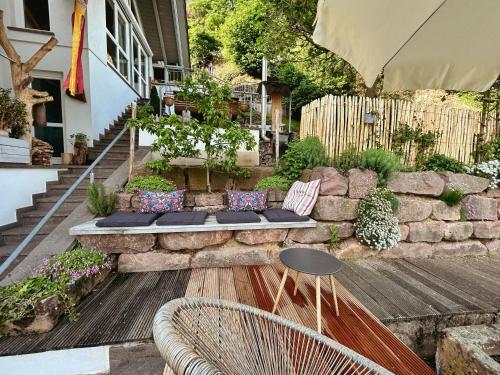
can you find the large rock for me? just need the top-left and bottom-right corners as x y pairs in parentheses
(486, 188), (500, 198)
(381, 242), (433, 258)
(118, 252), (190, 272)
(431, 201), (461, 221)
(267, 190), (287, 202)
(388, 171), (444, 196)
(194, 192), (225, 207)
(430, 240), (487, 257)
(485, 240), (500, 255)
(235, 229), (288, 245)
(399, 224), (409, 241)
(444, 222), (473, 241)
(462, 195), (497, 221)
(311, 196), (359, 221)
(334, 238), (377, 259)
(395, 197), (432, 223)
(282, 239), (330, 253)
(287, 222), (354, 244)
(439, 172), (490, 194)
(473, 221), (500, 239)
(310, 167), (348, 196)
(348, 169), (378, 198)
(77, 234), (156, 253)
(193, 205), (225, 214)
(159, 231), (232, 251)
(407, 221), (445, 243)
(117, 193), (132, 210)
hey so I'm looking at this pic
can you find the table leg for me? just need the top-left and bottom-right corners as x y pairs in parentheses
(316, 276), (321, 333)
(272, 267), (289, 314)
(329, 275), (339, 317)
(293, 271), (301, 296)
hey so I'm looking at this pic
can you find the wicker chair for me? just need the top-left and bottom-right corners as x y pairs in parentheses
(153, 297), (394, 374)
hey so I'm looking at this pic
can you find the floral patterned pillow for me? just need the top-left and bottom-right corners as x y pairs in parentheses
(139, 190), (184, 214)
(227, 190), (267, 212)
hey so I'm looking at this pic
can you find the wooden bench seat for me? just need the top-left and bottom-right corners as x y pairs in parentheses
(69, 214), (317, 236)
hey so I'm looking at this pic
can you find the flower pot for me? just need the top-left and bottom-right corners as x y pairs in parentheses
(163, 96), (174, 106)
(61, 152), (73, 165)
(239, 103), (250, 112)
(72, 142), (88, 165)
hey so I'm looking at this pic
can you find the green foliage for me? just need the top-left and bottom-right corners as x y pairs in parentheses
(438, 187), (464, 207)
(125, 175), (175, 194)
(87, 183), (117, 217)
(473, 137), (500, 162)
(69, 132), (89, 145)
(146, 159), (170, 175)
(191, 31), (222, 67)
(150, 86), (161, 116)
(358, 149), (401, 187)
(277, 136), (328, 181)
(332, 147), (361, 175)
(0, 88), (28, 138)
(0, 247), (111, 333)
(254, 176), (291, 191)
(424, 154), (465, 173)
(391, 123), (440, 168)
(356, 188), (400, 250)
(329, 226), (341, 249)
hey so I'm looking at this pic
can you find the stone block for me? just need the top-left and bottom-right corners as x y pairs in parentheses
(267, 190), (288, 202)
(334, 238), (377, 259)
(78, 234), (156, 253)
(117, 193), (132, 210)
(388, 171), (444, 196)
(444, 222), (473, 241)
(310, 167), (348, 196)
(430, 240), (487, 257)
(131, 195), (141, 210)
(184, 191), (196, 207)
(485, 239), (500, 255)
(399, 224), (409, 241)
(311, 196), (359, 221)
(463, 195), (497, 221)
(287, 222), (354, 244)
(381, 242), (433, 258)
(431, 201), (461, 221)
(159, 231), (232, 251)
(407, 221), (445, 243)
(193, 205), (225, 214)
(439, 172), (490, 194)
(486, 188), (500, 198)
(234, 229), (288, 245)
(118, 252), (190, 272)
(473, 221), (500, 239)
(194, 192), (225, 207)
(282, 239), (330, 253)
(234, 167), (273, 190)
(348, 168), (378, 198)
(395, 197), (432, 223)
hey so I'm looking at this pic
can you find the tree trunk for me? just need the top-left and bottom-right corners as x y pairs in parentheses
(72, 142), (88, 165)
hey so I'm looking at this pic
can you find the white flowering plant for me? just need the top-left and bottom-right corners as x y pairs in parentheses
(465, 159), (500, 189)
(355, 188), (400, 250)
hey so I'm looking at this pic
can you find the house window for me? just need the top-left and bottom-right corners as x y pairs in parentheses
(24, 0), (50, 31)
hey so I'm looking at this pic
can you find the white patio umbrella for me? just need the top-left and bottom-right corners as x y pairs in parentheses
(312, 0), (500, 92)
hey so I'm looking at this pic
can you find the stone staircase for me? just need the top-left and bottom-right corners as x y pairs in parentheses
(0, 107), (138, 268)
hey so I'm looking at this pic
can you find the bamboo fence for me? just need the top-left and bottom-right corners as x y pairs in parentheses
(300, 95), (496, 165)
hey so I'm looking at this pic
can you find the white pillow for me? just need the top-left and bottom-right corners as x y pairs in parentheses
(282, 179), (321, 216)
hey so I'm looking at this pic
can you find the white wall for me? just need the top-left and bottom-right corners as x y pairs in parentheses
(0, 168), (62, 226)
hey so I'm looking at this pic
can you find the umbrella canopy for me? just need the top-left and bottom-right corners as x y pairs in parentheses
(312, 0), (500, 92)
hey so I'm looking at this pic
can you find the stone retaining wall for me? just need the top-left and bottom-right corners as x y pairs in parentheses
(78, 169), (500, 272)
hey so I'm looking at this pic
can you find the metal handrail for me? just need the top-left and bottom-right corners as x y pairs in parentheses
(0, 124), (130, 276)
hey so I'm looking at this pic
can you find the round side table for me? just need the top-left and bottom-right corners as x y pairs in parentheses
(272, 248), (342, 333)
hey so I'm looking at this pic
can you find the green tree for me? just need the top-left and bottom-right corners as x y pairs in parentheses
(149, 86), (161, 116)
(191, 31), (222, 68)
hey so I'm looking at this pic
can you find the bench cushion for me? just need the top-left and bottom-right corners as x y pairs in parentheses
(227, 190), (267, 212)
(157, 211), (208, 226)
(215, 211), (261, 224)
(262, 208), (310, 222)
(96, 212), (160, 227)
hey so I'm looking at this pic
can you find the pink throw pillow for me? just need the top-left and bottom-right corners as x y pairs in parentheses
(282, 179), (321, 216)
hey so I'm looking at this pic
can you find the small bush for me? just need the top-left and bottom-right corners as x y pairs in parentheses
(277, 136), (328, 181)
(332, 147), (361, 175)
(254, 176), (291, 191)
(359, 149), (401, 186)
(438, 187), (464, 207)
(424, 154), (465, 173)
(329, 226), (341, 249)
(87, 183), (117, 217)
(146, 159), (170, 174)
(356, 188), (400, 250)
(125, 175), (176, 194)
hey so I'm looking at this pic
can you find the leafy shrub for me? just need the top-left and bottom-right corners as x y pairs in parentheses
(0, 88), (27, 138)
(438, 187), (464, 207)
(277, 136), (328, 181)
(356, 188), (400, 250)
(358, 149), (401, 186)
(329, 226), (341, 249)
(424, 154), (465, 173)
(87, 183), (118, 217)
(473, 137), (500, 162)
(0, 247), (112, 332)
(332, 147), (361, 175)
(146, 159), (170, 174)
(150, 86), (161, 116)
(465, 160), (500, 189)
(254, 176), (291, 191)
(125, 175), (176, 194)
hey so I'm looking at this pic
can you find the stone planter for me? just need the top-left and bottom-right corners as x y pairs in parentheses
(0, 267), (111, 336)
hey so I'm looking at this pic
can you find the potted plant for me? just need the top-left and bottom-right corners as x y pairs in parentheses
(0, 88), (27, 138)
(69, 133), (89, 165)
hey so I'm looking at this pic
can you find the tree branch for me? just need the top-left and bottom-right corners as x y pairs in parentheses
(0, 10), (21, 63)
(32, 95), (54, 105)
(23, 36), (58, 72)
